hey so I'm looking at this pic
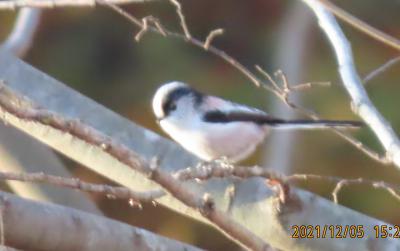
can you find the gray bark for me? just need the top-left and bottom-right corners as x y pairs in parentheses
(0, 49), (398, 251)
(0, 191), (202, 251)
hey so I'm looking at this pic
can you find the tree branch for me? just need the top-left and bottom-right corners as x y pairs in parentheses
(1, 6), (102, 214)
(0, 0), (154, 10)
(0, 81), (272, 251)
(263, 1), (311, 174)
(101, 0), (389, 166)
(0, 49), (398, 250)
(1, 8), (42, 57)
(288, 174), (400, 204)
(363, 56), (400, 85)
(0, 170), (164, 203)
(303, 0), (400, 168)
(316, 0), (400, 52)
(0, 191), (202, 251)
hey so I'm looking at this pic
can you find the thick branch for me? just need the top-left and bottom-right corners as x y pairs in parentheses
(303, 0), (400, 168)
(0, 191), (202, 251)
(0, 49), (398, 250)
(0, 82), (271, 250)
(1, 7), (101, 214)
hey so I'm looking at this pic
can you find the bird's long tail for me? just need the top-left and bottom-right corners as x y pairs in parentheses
(266, 119), (364, 129)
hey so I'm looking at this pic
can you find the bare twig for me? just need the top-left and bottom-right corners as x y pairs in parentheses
(316, 0), (400, 52)
(174, 163), (280, 181)
(0, 170), (164, 202)
(1, 8), (42, 57)
(135, 16), (166, 42)
(0, 83), (273, 251)
(204, 28), (224, 50)
(289, 81), (331, 91)
(332, 179), (358, 204)
(177, 164), (400, 207)
(363, 56), (400, 84)
(255, 65), (281, 93)
(0, 0), (154, 10)
(257, 66), (388, 164)
(97, 0), (280, 94)
(101, 0), (379, 170)
(303, 0), (400, 168)
(289, 174), (400, 204)
(168, 0), (191, 40)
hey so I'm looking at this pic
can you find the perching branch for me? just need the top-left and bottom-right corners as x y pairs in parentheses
(0, 81), (272, 251)
(1, 47), (399, 250)
(176, 164), (400, 207)
(100, 0), (390, 168)
(303, 0), (400, 168)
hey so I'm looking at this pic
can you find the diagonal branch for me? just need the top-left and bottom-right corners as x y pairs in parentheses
(0, 0), (155, 10)
(0, 170), (164, 202)
(363, 56), (400, 85)
(0, 191), (202, 251)
(0, 82), (272, 251)
(1, 8), (42, 57)
(100, 0), (390, 167)
(303, 0), (400, 169)
(1, 49), (399, 250)
(316, 0), (400, 52)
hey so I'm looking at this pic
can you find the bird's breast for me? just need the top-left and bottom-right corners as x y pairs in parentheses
(160, 119), (268, 162)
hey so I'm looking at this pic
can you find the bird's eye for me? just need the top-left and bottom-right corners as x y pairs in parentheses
(169, 103), (177, 111)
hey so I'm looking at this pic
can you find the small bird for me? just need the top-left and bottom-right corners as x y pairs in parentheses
(152, 81), (363, 163)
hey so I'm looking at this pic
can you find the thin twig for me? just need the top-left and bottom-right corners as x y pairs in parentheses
(289, 81), (331, 91)
(176, 164), (400, 206)
(97, 0), (279, 95)
(255, 65), (282, 93)
(1, 8), (42, 57)
(135, 16), (166, 42)
(0, 170), (165, 202)
(316, 0), (400, 52)
(288, 174), (400, 204)
(332, 179), (356, 203)
(204, 28), (224, 50)
(264, 69), (388, 164)
(363, 56), (400, 85)
(168, 0), (191, 40)
(303, 0), (400, 168)
(0, 0), (154, 10)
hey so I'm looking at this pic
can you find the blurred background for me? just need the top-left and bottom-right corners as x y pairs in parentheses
(0, 0), (400, 250)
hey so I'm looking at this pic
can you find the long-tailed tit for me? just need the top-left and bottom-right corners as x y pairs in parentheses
(152, 81), (363, 163)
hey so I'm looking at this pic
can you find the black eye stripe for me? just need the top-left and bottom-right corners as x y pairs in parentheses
(161, 87), (202, 116)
